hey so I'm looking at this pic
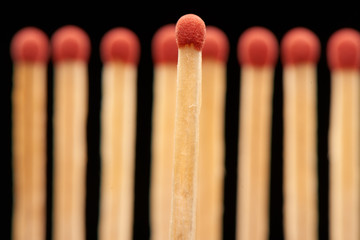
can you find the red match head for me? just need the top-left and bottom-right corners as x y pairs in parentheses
(203, 26), (229, 62)
(152, 24), (177, 64)
(238, 27), (278, 67)
(51, 25), (91, 63)
(100, 27), (140, 65)
(327, 28), (360, 70)
(175, 14), (206, 51)
(281, 27), (321, 66)
(10, 27), (50, 63)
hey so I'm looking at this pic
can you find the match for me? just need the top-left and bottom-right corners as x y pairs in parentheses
(169, 14), (206, 240)
(150, 24), (177, 240)
(11, 27), (49, 240)
(197, 26), (228, 240)
(236, 27), (278, 240)
(51, 25), (90, 240)
(327, 28), (360, 240)
(98, 27), (140, 240)
(8, 13), (360, 240)
(281, 27), (321, 240)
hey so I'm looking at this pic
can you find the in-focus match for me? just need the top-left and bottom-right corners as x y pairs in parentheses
(169, 14), (206, 240)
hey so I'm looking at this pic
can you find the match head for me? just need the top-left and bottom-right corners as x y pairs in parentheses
(10, 27), (50, 63)
(281, 27), (321, 65)
(327, 28), (360, 70)
(51, 25), (91, 63)
(203, 26), (229, 62)
(100, 27), (140, 65)
(175, 14), (206, 51)
(152, 24), (178, 64)
(238, 27), (278, 67)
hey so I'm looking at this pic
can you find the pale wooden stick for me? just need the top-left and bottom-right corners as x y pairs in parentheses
(329, 70), (360, 240)
(98, 28), (139, 240)
(281, 28), (320, 240)
(236, 27), (277, 240)
(237, 66), (274, 240)
(283, 64), (318, 240)
(197, 59), (226, 240)
(52, 25), (90, 240)
(11, 27), (49, 240)
(150, 63), (177, 240)
(169, 14), (205, 240)
(12, 63), (47, 240)
(328, 28), (360, 240)
(196, 26), (228, 239)
(99, 62), (137, 240)
(53, 61), (88, 240)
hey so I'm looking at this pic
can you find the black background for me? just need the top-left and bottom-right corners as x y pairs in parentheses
(2, 3), (359, 240)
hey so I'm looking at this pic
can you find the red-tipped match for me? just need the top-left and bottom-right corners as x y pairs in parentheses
(238, 27), (278, 67)
(51, 25), (91, 63)
(100, 28), (140, 65)
(10, 27), (50, 63)
(281, 27), (321, 65)
(203, 26), (229, 62)
(175, 14), (206, 51)
(152, 24), (178, 64)
(327, 28), (360, 70)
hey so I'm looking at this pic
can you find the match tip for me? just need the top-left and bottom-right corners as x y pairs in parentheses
(51, 25), (91, 62)
(10, 27), (49, 63)
(152, 24), (177, 64)
(203, 26), (229, 62)
(100, 27), (140, 65)
(327, 28), (360, 70)
(175, 14), (206, 51)
(238, 27), (278, 67)
(281, 27), (321, 65)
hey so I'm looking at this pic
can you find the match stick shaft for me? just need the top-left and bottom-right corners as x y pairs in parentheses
(53, 61), (88, 240)
(99, 62), (137, 240)
(12, 63), (47, 240)
(197, 59), (226, 240)
(283, 64), (318, 240)
(237, 65), (273, 240)
(150, 64), (177, 240)
(329, 70), (360, 240)
(170, 46), (202, 240)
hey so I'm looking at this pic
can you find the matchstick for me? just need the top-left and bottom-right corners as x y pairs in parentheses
(98, 27), (140, 240)
(11, 27), (49, 240)
(281, 27), (321, 240)
(197, 26), (228, 240)
(150, 24), (177, 240)
(51, 25), (90, 240)
(236, 27), (278, 240)
(327, 28), (360, 240)
(169, 14), (206, 240)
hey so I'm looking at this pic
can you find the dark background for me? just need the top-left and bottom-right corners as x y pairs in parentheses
(2, 3), (359, 240)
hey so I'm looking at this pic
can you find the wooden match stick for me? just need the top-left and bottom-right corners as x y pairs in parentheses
(236, 27), (278, 240)
(51, 25), (90, 240)
(150, 24), (177, 240)
(98, 27), (140, 240)
(327, 28), (360, 240)
(197, 26), (228, 240)
(11, 27), (49, 240)
(169, 14), (206, 240)
(281, 27), (321, 240)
